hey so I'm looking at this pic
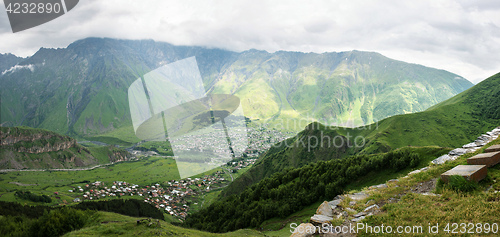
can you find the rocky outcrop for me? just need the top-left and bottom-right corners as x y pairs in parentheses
(109, 150), (132, 163)
(0, 127), (131, 169)
(316, 201), (333, 217)
(0, 127), (77, 153)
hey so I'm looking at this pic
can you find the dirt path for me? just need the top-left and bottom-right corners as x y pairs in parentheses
(8, 181), (38, 186)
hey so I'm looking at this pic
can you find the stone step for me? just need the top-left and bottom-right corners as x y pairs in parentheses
(485, 144), (500, 153)
(441, 165), (487, 183)
(467, 151), (500, 167)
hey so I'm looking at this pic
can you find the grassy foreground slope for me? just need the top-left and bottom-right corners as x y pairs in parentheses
(65, 211), (264, 237)
(222, 72), (500, 197)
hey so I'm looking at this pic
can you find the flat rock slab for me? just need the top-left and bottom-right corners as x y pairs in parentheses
(352, 216), (366, 222)
(310, 214), (333, 224)
(432, 154), (458, 164)
(449, 148), (468, 156)
(348, 192), (368, 201)
(441, 165), (487, 183)
(463, 142), (479, 149)
(485, 145), (500, 153)
(467, 151), (500, 167)
(364, 204), (380, 212)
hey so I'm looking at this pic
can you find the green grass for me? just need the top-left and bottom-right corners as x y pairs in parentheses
(0, 156), (180, 205)
(62, 211), (265, 237)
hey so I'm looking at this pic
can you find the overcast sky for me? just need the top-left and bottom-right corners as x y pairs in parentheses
(1, 0), (499, 83)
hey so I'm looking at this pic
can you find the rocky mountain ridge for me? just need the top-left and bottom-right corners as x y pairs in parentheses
(0, 127), (131, 169)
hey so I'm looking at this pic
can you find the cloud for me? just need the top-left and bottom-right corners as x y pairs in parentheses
(0, 0), (499, 83)
(1, 64), (35, 75)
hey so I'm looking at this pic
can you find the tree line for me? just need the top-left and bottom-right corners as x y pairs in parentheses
(0, 199), (164, 236)
(15, 191), (52, 203)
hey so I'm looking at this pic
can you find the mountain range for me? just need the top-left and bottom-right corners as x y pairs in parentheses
(0, 38), (472, 141)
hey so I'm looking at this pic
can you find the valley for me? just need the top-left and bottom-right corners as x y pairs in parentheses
(0, 154), (255, 222)
(0, 38), (499, 237)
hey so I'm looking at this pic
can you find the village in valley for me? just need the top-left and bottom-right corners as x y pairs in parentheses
(64, 123), (293, 221)
(67, 158), (257, 220)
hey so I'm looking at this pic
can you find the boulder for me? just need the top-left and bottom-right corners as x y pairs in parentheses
(369, 184), (388, 189)
(348, 192), (368, 201)
(345, 207), (356, 213)
(408, 169), (421, 175)
(310, 214), (333, 225)
(316, 201), (333, 217)
(432, 154), (457, 165)
(328, 199), (342, 209)
(290, 223), (316, 237)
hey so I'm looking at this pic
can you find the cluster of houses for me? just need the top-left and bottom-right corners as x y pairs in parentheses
(70, 170), (233, 219)
(227, 158), (257, 172)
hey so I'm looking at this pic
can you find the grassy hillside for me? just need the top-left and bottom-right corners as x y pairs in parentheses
(0, 126), (131, 169)
(66, 211), (265, 237)
(222, 72), (500, 197)
(0, 202), (265, 237)
(183, 146), (450, 232)
(212, 50), (472, 128)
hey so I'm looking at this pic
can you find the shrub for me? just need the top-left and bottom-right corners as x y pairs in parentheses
(29, 208), (98, 237)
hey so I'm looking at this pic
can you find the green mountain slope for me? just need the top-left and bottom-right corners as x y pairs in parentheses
(0, 126), (130, 169)
(211, 50), (472, 127)
(221, 72), (500, 196)
(0, 38), (472, 141)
